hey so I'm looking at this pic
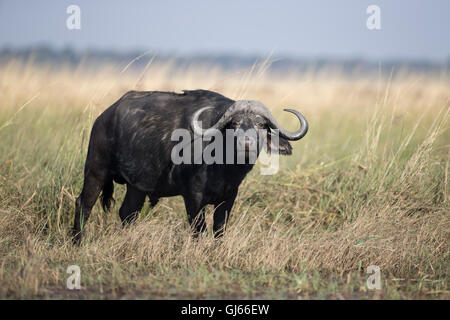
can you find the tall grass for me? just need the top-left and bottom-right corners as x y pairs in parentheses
(0, 58), (448, 298)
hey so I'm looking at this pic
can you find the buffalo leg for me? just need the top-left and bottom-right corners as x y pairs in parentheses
(213, 194), (237, 238)
(73, 174), (103, 245)
(183, 196), (207, 237)
(119, 184), (146, 225)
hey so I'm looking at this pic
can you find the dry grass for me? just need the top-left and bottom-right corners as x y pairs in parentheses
(0, 57), (449, 299)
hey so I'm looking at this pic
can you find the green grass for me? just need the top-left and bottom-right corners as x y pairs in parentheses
(0, 61), (448, 299)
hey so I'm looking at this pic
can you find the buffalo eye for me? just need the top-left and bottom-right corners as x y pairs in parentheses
(230, 120), (241, 128)
(254, 118), (265, 129)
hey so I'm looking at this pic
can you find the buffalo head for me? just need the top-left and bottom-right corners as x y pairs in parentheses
(191, 100), (308, 162)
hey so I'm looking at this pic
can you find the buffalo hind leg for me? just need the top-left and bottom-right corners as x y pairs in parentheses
(73, 174), (104, 245)
(119, 184), (146, 225)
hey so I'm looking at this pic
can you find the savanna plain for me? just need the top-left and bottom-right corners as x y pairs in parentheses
(0, 57), (448, 299)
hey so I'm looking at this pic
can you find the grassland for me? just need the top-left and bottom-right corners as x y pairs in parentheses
(0, 57), (448, 299)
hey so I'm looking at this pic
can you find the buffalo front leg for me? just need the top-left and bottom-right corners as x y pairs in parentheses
(183, 195), (207, 238)
(213, 194), (237, 238)
(119, 184), (146, 225)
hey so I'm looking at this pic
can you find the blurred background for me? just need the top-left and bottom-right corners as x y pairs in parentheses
(1, 0), (449, 74)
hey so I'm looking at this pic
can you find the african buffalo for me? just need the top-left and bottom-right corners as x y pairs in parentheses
(73, 89), (308, 243)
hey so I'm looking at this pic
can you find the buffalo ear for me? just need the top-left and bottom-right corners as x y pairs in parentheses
(265, 132), (292, 155)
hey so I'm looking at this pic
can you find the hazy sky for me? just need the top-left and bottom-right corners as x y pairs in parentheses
(0, 0), (449, 61)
